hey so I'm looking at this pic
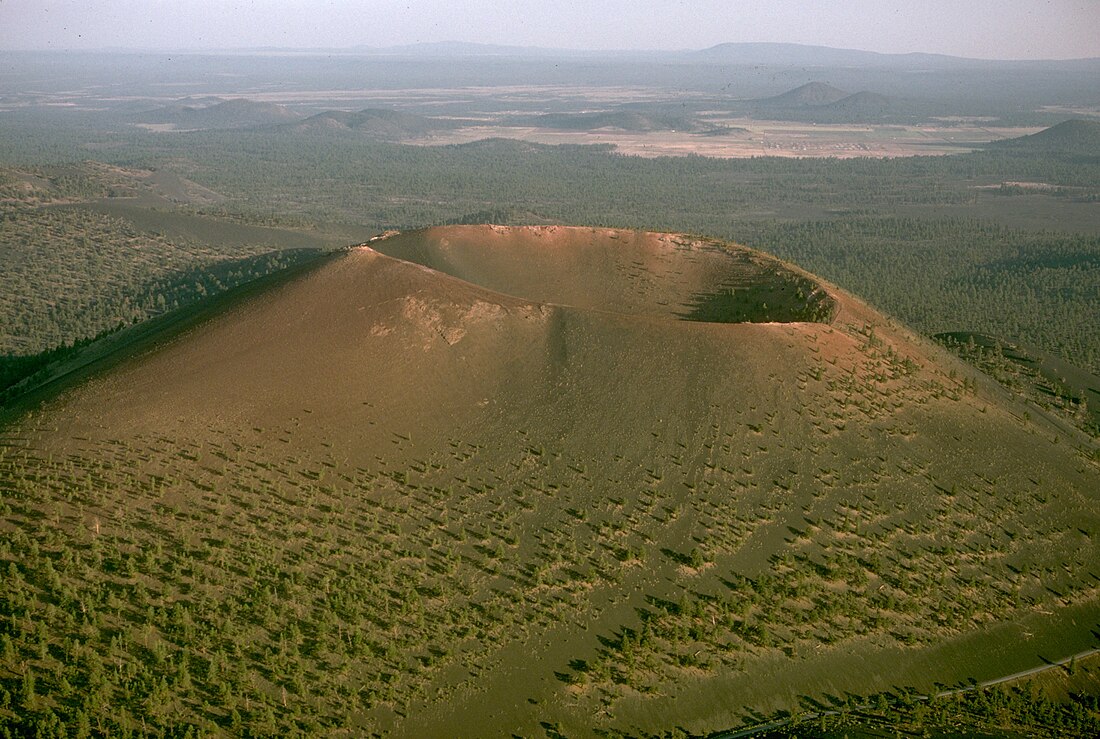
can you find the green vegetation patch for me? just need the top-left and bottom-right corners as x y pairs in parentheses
(680, 271), (836, 325)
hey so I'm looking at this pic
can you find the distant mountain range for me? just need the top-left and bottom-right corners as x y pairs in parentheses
(226, 40), (1099, 68)
(690, 42), (969, 68)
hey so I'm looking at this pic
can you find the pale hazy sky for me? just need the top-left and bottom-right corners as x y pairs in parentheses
(2, 0), (1098, 60)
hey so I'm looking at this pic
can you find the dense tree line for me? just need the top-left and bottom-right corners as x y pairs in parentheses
(1, 202), (321, 348)
(765, 679), (1100, 738)
(736, 217), (1100, 374)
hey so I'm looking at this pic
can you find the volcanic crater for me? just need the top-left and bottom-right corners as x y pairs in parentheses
(2, 225), (1098, 738)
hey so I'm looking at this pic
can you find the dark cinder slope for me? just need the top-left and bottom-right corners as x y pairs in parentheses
(2, 226), (1098, 738)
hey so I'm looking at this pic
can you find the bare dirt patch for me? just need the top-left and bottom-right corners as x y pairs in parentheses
(403, 120), (1043, 158)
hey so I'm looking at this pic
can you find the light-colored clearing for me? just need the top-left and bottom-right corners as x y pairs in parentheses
(403, 120), (1043, 159)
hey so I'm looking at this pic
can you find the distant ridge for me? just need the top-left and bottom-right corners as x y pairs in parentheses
(350, 40), (976, 67)
(690, 41), (974, 68)
(192, 41), (1100, 68)
(15, 42), (1100, 69)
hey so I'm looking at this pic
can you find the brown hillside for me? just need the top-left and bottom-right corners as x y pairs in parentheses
(373, 225), (837, 323)
(2, 226), (1098, 737)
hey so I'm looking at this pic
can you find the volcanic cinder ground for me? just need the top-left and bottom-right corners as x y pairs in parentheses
(2, 226), (1098, 737)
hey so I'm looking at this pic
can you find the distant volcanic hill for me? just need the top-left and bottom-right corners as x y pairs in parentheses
(750, 83), (906, 122)
(992, 119), (1100, 155)
(290, 108), (462, 138)
(132, 98), (303, 130)
(2, 226), (1098, 737)
(758, 81), (851, 106)
(818, 90), (897, 117)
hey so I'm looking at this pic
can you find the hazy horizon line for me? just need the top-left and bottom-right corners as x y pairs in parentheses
(2, 39), (1098, 63)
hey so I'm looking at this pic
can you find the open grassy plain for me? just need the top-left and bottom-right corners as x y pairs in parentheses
(401, 119), (1041, 159)
(8, 81), (1040, 160)
(2, 226), (1098, 736)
